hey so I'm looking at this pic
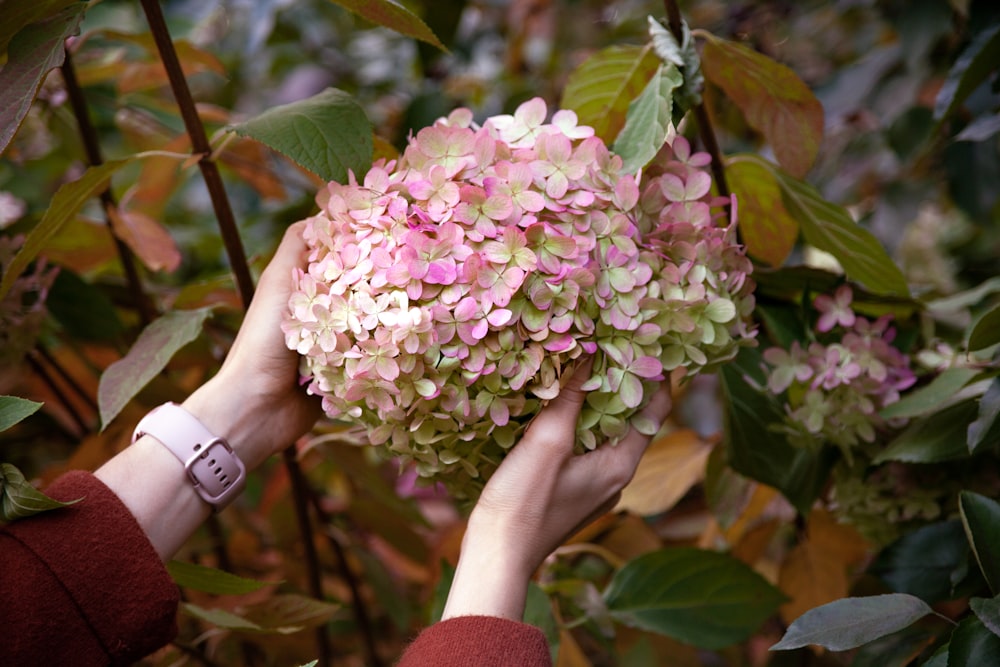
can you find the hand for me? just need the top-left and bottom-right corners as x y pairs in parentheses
(98, 223), (322, 560)
(442, 359), (672, 621)
(183, 221), (322, 469)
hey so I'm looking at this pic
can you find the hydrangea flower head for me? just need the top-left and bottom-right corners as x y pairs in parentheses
(762, 285), (916, 461)
(283, 98), (756, 496)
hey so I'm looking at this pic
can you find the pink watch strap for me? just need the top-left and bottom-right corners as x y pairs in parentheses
(132, 402), (246, 511)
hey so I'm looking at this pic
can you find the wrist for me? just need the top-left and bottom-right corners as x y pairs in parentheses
(442, 519), (535, 621)
(181, 374), (277, 471)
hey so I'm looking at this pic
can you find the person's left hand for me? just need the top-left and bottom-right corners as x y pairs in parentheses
(442, 358), (672, 621)
(184, 221), (322, 469)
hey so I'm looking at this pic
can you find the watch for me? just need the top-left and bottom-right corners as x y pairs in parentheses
(132, 402), (247, 511)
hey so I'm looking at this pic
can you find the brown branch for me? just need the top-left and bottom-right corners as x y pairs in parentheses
(27, 352), (89, 435)
(60, 49), (156, 325)
(309, 491), (384, 667)
(138, 0), (255, 310)
(35, 344), (98, 414)
(282, 447), (333, 667)
(138, 6), (332, 665)
(662, 0), (731, 208)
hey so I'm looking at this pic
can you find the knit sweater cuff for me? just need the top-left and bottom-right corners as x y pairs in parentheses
(397, 615), (552, 666)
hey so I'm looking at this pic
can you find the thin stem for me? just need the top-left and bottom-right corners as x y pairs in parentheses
(138, 0), (255, 310)
(60, 49), (156, 325)
(138, 6), (331, 665)
(27, 353), (89, 435)
(35, 344), (98, 414)
(282, 447), (333, 667)
(309, 491), (383, 667)
(662, 0), (731, 209)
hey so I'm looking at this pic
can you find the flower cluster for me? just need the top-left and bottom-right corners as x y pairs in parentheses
(283, 98), (755, 495)
(762, 285), (915, 460)
(0, 234), (58, 372)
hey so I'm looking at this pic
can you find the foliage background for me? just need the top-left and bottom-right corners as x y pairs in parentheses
(1, 0), (999, 665)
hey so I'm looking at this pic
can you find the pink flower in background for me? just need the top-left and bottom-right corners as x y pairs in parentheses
(762, 284), (917, 456)
(815, 284), (856, 332)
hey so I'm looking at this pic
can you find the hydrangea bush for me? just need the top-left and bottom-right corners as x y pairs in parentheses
(761, 285), (916, 461)
(282, 98), (755, 494)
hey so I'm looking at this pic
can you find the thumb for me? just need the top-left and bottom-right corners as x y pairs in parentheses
(525, 356), (594, 447)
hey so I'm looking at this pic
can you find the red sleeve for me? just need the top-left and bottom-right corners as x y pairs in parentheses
(397, 615), (552, 666)
(0, 471), (180, 666)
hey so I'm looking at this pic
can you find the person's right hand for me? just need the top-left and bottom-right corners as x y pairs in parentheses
(442, 358), (672, 621)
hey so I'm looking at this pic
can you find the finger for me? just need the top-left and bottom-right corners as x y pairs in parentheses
(258, 221), (309, 290)
(598, 381), (671, 472)
(524, 356), (594, 447)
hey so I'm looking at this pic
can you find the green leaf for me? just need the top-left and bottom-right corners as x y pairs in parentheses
(847, 624), (940, 667)
(869, 520), (969, 603)
(969, 303), (1000, 351)
(429, 560), (455, 624)
(322, 0), (445, 50)
(97, 307), (213, 429)
(0, 0), (78, 56)
(725, 156), (799, 266)
(229, 88), (372, 184)
(971, 597), (1000, 638)
(879, 367), (981, 420)
(934, 24), (1000, 123)
(0, 159), (130, 302)
(926, 276), (1000, 314)
(0, 3), (86, 156)
(242, 594), (340, 633)
(525, 581), (560, 662)
(183, 594), (339, 635)
(0, 395), (43, 432)
(960, 490), (1000, 595)
(701, 34), (823, 178)
(561, 44), (661, 144)
(604, 547), (785, 649)
(969, 379), (1000, 454)
(612, 63), (682, 174)
(720, 347), (836, 514)
(770, 594), (936, 651)
(46, 268), (125, 342)
(167, 560), (278, 595)
(1, 462), (80, 522)
(874, 400), (979, 464)
(948, 615), (1000, 665)
(922, 643), (949, 667)
(771, 165), (909, 297)
(182, 603), (262, 631)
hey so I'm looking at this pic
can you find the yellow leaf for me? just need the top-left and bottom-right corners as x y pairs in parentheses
(723, 483), (780, 545)
(808, 509), (871, 568)
(778, 538), (848, 625)
(556, 630), (591, 667)
(777, 509), (872, 625)
(615, 429), (713, 516)
(732, 518), (782, 567)
(599, 514), (663, 560)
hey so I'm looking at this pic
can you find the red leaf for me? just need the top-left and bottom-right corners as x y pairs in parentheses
(106, 205), (181, 273)
(0, 5), (86, 155)
(702, 36), (824, 178)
